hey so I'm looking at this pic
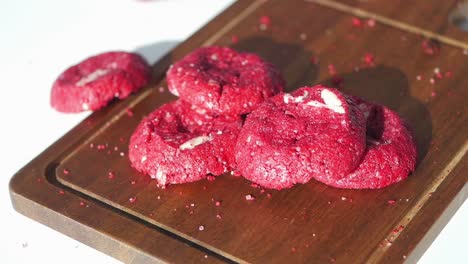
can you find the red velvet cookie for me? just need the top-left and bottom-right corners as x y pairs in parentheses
(166, 46), (285, 118)
(51, 51), (151, 113)
(234, 86), (367, 190)
(322, 98), (417, 189)
(128, 100), (241, 186)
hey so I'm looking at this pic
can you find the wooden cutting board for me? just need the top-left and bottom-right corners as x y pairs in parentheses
(9, 0), (468, 263)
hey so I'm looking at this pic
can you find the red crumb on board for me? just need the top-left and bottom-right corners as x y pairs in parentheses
(351, 17), (362, 27)
(207, 175), (216, 181)
(421, 39), (440, 56)
(328, 64), (337, 76)
(260, 15), (271, 27)
(362, 53), (375, 66)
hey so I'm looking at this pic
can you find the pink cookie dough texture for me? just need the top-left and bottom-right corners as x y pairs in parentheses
(235, 86), (367, 190)
(129, 100), (241, 186)
(166, 46), (285, 118)
(322, 97), (417, 189)
(51, 51), (151, 113)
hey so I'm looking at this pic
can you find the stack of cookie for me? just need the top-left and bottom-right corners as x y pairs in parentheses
(129, 46), (285, 187)
(128, 46), (417, 190)
(50, 46), (416, 190)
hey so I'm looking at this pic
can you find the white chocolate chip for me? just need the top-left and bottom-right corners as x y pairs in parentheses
(179, 135), (213, 150)
(152, 167), (167, 185)
(171, 87), (179, 96)
(76, 68), (111, 87)
(283, 91), (309, 104)
(306, 89), (345, 114)
(321, 89), (344, 113)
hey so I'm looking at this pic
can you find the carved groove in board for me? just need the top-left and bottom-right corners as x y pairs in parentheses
(368, 140), (468, 263)
(306, 0), (468, 49)
(47, 161), (237, 263)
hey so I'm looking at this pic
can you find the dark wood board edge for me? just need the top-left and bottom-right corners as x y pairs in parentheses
(10, 192), (163, 264)
(382, 156), (468, 264)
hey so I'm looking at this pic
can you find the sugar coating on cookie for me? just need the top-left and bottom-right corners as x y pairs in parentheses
(51, 51), (151, 113)
(128, 100), (241, 186)
(166, 46), (285, 117)
(234, 86), (367, 190)
(323, 98), (417, 189)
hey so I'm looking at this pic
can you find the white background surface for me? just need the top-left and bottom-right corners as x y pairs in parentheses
(0, 0), (466, 263)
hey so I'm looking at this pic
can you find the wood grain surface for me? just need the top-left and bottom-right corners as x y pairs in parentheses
(10, 0), (468, 263)
(319, 0), (468, 47)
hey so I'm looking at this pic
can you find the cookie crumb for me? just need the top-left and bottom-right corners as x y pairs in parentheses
(351, 17), (362, 27)
(259, 15), (271, 30)
(231, 35), (239, 44)
(421, 39), (440, 56)
(245, 194), (256, 201)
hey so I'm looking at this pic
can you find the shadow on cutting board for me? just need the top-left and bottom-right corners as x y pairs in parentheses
(322, 65), (432, 164)
(134, 40), (180, 84)
(231, 36), (319, 92)
(134, 40), (179, 66)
